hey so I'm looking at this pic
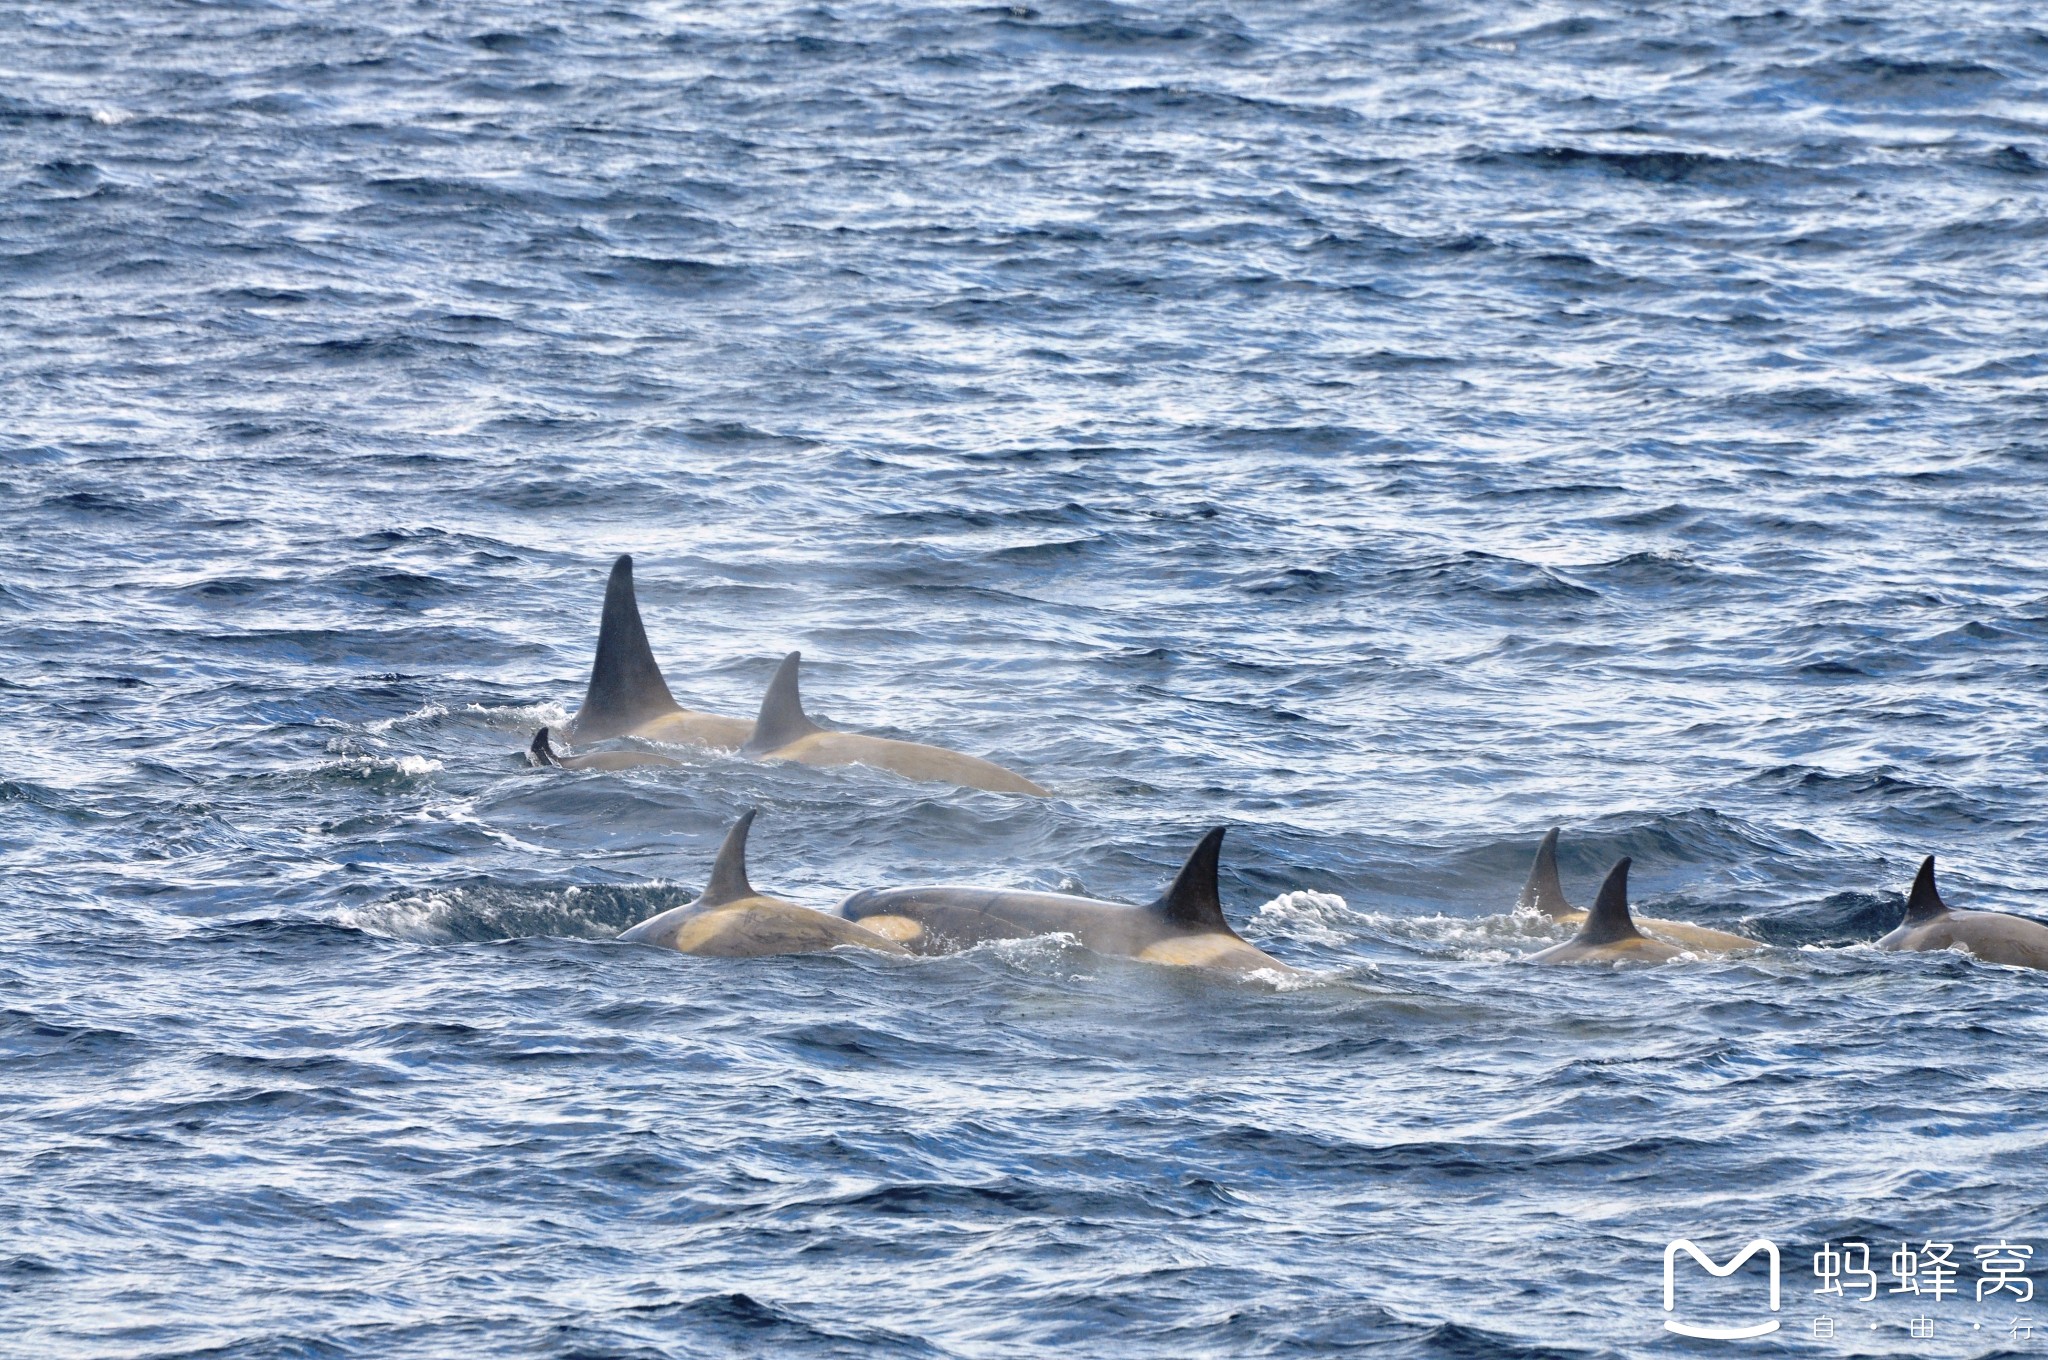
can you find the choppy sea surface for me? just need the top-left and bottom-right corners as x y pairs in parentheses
(7, 1), (2048, 1355)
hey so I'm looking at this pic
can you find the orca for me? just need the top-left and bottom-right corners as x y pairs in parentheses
(1877, 856), (2048, 971)
(528, 726), (681, 771)
(836, 827), (1292, 973)
(563, 555), (753, 749)
(740, 651), (1048, 796)
(617, 810), (907, 957)
(1527, 858), (1685, 965)
(1519, 828), (1757, 953)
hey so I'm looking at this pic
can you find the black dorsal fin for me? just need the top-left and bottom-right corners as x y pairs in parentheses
(570, 555), (680, 742)
(1518, 827), (1574, 919)
(1904, 855), (1949, 924)
(742, 651), (822, 756)
(1574, 858), (1643, 946)
(698, 809), (759, 908)
(1146, 827), (1237, 935)
(529, 727), (562, 767)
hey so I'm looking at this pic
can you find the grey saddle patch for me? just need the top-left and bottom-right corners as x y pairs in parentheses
(742, 651), (823, 756)
(572, 555), (680, 742)
(1573, 858), (1643, 947)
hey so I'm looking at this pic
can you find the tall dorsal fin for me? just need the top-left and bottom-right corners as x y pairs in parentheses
(1574, 858), (1643, 946)
(1146, 827), (1237, 935)
(1904, 855), (1949, 924)
(698, 809), (759, 908)
(570, 555), (680, 742)
(742, 651), (822, 756)
(529, 727), (562, 767)
(1518, 827), (1574, 919)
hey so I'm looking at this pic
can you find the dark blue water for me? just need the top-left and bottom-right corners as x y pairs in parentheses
(7, 2), (2048, 1355)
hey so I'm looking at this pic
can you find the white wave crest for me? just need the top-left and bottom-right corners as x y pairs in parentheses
(324, 753), (442, 778)
(1245, 964), (1334, 991)
(1349, 908), (1568, 963)
(466, 701), (573, 732)
(366, 703), (449, 734)
(1254, 889), (1361, 945)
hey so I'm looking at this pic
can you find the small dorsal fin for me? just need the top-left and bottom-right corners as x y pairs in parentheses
(1518, 827), (1574, 919)
(1574, 858), (1643, 946)
(1146, 827), (1237, 934)
(742, 651), (822, 756)
(698, 809), (759, 908)
(570, 555), (680, 742)
(1904, 855), (1949, 924)
(529, 727), (562, 767)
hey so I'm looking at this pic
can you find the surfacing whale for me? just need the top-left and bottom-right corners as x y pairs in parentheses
(740, 651), (1048, 797)
(1519, 828), (1757, 953)
(1877, 856), (2048, 971)
(528, 726), (683, 771)
(617, 809), (907, 957)
(836, 827), (1292, 973)
(563, 555), (753, 749)
(1527, 857), (1684, 965)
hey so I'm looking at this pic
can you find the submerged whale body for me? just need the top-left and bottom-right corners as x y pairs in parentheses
(617, 810), (907, 957)
(1519, 828), (1757, 953)
(837, 827), (1291, 973)
(740, 651), (1049, 797)
(528, 726), (682, 771)
(1878, 856), (2048, 971)
(564, 555), (753, 749)
(1526, 858), (1685, 965)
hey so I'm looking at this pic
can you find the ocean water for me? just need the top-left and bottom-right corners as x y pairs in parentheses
(6, 0), (2048, 1355)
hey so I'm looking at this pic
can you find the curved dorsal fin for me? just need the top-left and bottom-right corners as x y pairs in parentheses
(570, 555), (680, 742)
(529, 727), (563, 767)
(1518, 827), (1574, 919)
(1904, 855), (1949, 924)
(1147, 827), (1237, 934)
(1574, 858), (1643, 946)
(698, 809), (759, 908)
(742, 651), (822, 756)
